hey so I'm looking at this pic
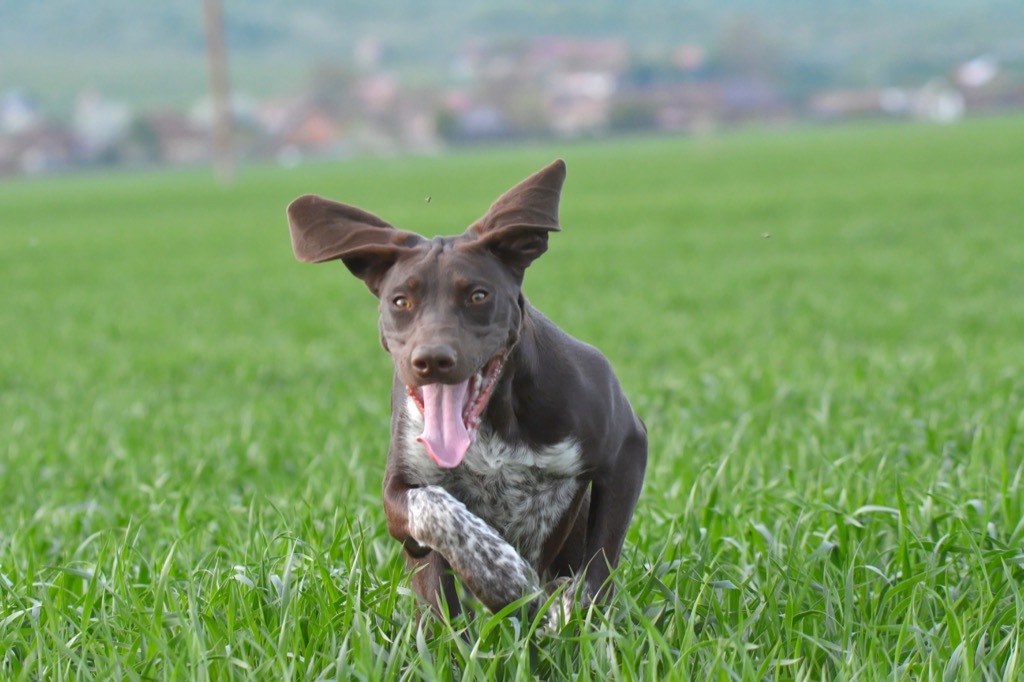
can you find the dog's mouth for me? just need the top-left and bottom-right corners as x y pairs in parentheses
(406, 352), (506, 469)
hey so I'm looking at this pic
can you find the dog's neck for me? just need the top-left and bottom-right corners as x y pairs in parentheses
(481, 301), (566, 448)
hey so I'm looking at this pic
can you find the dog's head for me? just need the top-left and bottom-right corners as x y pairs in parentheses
(287, 159), (565, 468)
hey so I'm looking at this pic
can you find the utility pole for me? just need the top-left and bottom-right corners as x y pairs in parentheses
(202, 0), (235, 184)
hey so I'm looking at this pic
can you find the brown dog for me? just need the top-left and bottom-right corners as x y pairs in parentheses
(287, 160), (647, 620)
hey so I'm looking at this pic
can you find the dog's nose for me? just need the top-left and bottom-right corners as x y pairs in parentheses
(411, 345), (457, 379)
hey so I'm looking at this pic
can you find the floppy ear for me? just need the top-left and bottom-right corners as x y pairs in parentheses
(466, 159), (565, 273)
(287, 194), (422, 296)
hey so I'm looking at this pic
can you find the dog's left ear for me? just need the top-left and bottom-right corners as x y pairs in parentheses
(466, 159), (565, 273)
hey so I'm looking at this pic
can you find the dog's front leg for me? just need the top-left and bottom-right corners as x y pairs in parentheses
(580, 429), (648, 603)
(383, 470), (430, 556)
(383, 471), (461, 617)
(406, 486), (541, 614)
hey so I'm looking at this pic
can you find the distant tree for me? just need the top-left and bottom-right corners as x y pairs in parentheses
(308, 63), (357, 114)
(609, 100), (658, 132)
(709, 15), (784, 83)
(115, 118), (161, 166)
(434, 109), (459, 143)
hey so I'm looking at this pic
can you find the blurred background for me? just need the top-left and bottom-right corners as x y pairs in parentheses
(2, 0), (1022, 179)
(2, 4), (1023, 673)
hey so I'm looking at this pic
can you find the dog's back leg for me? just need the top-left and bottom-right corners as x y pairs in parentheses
(407, 550), (463, 621)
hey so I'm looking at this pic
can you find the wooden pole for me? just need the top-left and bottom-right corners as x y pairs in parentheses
(202, 0), (235, 184)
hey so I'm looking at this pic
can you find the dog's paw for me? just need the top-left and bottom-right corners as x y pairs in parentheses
(406, 485), (469, 550)
(542, 577), (576, 632)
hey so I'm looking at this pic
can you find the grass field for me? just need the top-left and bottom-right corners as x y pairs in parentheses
(2, 118), (1023, 680)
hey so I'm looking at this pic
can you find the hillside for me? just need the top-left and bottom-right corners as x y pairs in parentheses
(2, 0), (1022, 111)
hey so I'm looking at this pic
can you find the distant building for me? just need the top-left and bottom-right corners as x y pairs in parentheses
(146, 112), (210, 166)
(0, 124), (78, 176)
(546, 71), (617, 137)
(0, 90), (41, 135)
(808, 89), (892, 120)
(913, 80), (964, 124)
(525, 37), (629, 74)
(614, 80), (791, 134)
(808, 81), (968, 124)
(73, 90), (132, 160)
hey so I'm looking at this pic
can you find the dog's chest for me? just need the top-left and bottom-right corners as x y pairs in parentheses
(400, 398), (583, 566)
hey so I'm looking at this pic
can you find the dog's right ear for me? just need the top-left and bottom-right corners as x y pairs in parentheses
(287, 194), (423, 296)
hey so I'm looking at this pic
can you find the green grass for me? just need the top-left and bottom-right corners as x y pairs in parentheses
(2, 118), (1023, 680)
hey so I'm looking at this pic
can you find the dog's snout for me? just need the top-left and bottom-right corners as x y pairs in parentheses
(411, 344), (457, 379)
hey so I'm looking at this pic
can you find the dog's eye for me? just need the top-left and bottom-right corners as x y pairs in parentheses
(469, 290), (488, 304)
(392, 295), (412, 310)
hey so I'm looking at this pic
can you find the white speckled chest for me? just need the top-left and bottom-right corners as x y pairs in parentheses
(400, 397), (584, 566)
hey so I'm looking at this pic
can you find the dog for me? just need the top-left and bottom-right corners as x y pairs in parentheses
(287, 159), (647, 622)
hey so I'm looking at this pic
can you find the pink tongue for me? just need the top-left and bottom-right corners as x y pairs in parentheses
(417, 381), (471, 468)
